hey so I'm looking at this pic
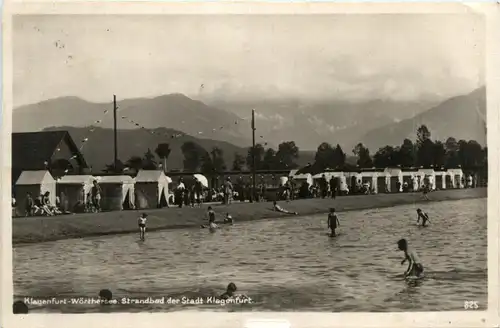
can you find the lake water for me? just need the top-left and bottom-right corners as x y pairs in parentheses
(13, 198), (487, 313)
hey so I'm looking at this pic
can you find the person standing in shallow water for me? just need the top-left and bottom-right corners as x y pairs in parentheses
(138, 213), (147, 241)
(397, 238), (424, 278)
(416, 208), (430, 227)
(327, 208), (340, 237)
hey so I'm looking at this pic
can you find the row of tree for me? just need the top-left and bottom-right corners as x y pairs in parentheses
(105, 125), (487, 174)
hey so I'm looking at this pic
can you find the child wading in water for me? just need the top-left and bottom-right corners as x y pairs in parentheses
(327, 208), (340, 237)
(138, 213), (148, 241)
(397, 238), (424, 278)
(416, 208), (430, 227)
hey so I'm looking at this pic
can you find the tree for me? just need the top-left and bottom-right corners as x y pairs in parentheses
(275, 141), (299, 169)
(416, 124), (431, 145)
(432, 141), (447, 168)
(332, 144), (346, 169)
(246, 144), (265, 170)
(104, 160), (125, 173)
(458, 140), (484, 168)
(373, 146), (398, 168)
(416, 139), (435, 168)
(232, 153), (245, 171)
(415, 125), (434, 168)
(155, 143), (171, 172)
(126, 156), (144, 172)
(142, 148), (157, 170)
(200, 152), (215, 175)
(314, 142), (335, 170)
(352, 143), (373, 168)
(444, 137), (460, 168)
(181, 141), (207, 171)
(262, 148), (278, 170)
(398, 139), (416, 168)
(210, 147), (227, 172)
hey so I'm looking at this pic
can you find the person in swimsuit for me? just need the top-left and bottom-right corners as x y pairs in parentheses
(272, 201), (298, 215)
(416, 208), (430, 227)
(397, 238), (424, 278)
(224, 213), (234, 225)
(327, 208), (340, 237)
(201, 206), (218, 231)
(91, 180), (102, 212)
(138, 213), (147, 241)
(220, 282), (238, 300)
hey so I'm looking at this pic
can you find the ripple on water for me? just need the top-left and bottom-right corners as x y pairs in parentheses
(13, 198), (487, 312)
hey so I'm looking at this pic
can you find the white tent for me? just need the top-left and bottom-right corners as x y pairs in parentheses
(418, 169), (436, 190)
(434, 170), (447, 190)
(447, 168), (464, 189)
(56, 175), (95, 212)
(15, 170), (56, 215)
(292, 173), (313, 186)
(339, 175), (349, 193)
(134, 170), (170, 209)
(359, 171), (378, 192)
(96, 175), (135, 211)
(384, 168), (403, 192)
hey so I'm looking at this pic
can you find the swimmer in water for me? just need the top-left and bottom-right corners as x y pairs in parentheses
(224, 213), (234, 225)
(327, 208), (340, 237)
(416, 208), (430, 227)
(207, 206), (218, 231)
(397, 238), (424, 278)
(273, 201), (298, 215)
(138, 213), (147, 241)
(220, 282), (237, 300)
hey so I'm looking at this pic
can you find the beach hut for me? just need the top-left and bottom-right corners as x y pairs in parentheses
(292, 172), (313, 186)
(434, 170), (447, 190)
(383, 168), (403, 193)
(134, 170), (170, 209)
(96, 175), (135, 211)
(401, 171), (416, 192)
(447, 168), (464, 189)
(360, 171), (378, 193)
(338, 175), (348, 193)
(56, 175), (95, 212)
(15, 170), (56, 216)
(418, 169), (436, 190)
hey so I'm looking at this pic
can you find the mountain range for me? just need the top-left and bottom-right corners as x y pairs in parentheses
(358, 87), (486, 151)
(14, 86), (486, 170)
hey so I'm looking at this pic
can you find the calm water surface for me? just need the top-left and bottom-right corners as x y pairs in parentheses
(14, 198), (487, 313)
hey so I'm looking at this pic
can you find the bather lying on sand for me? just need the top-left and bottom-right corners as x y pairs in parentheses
(273, 201), (298, 215)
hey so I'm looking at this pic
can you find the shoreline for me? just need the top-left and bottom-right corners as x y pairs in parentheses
(13, 188), (486, 245)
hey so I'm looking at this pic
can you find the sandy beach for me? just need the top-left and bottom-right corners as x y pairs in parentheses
(12, 188), (486, 245)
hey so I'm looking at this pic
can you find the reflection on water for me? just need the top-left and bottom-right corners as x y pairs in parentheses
(13, 198), (487, 313)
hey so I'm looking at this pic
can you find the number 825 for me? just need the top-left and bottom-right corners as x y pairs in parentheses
(464, 301), (479, 310)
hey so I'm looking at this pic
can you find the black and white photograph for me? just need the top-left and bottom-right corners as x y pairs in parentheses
(3, 3), (498, 326)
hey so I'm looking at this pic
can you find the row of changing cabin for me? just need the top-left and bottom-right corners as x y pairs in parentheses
(13, 168), (467, 216)
(13, 170), (173, 216)
(289, 168), (467, 194)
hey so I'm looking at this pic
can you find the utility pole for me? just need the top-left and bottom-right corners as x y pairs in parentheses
(251, 109), (256, 202)
(113, 95), (118, 171)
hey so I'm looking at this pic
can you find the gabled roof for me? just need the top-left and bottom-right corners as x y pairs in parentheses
(16, 170), (55, 185)
(135, 170), (166, 183)
(12, 131), (89, 171)
(96, 175), (135, 184)
(57, 175), (95, 184)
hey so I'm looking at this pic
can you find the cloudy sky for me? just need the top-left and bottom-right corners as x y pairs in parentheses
(14, 14), (485, 107)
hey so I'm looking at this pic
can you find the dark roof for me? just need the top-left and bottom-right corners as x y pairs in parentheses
(12, 131), (88, 171)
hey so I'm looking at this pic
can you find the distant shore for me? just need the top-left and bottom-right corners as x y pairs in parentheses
(12, 188), (486, 245)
